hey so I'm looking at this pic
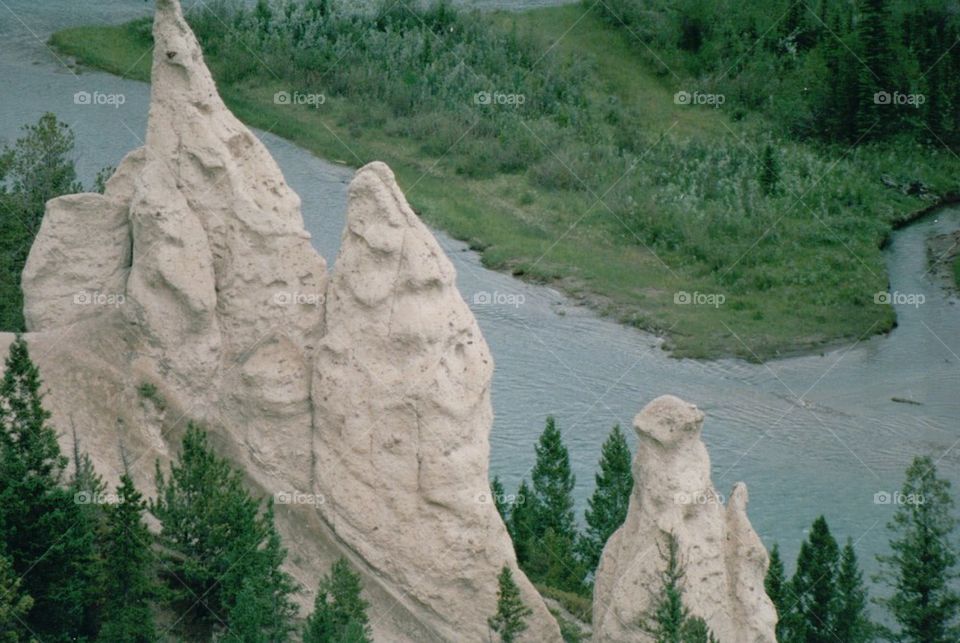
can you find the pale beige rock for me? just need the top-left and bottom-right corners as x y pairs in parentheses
(313, 161), (560, 642)
(592, 395), (778, 643)
(7, 1), (561, 640)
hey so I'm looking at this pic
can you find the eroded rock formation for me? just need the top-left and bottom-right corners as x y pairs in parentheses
(592, 395), (778, 642)
(7, 0), (561, 640)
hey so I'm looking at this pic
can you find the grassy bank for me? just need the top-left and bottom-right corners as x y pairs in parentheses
(50, 3), (960, 359)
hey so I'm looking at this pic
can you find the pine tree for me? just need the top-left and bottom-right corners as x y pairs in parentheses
(758, 143), (780, 196)
(303, 558), (372, 643)
(765, 543), (789, 642)
(639, 534), (686, 642)
(100, 474), (157, 643)
(66, 447), (107, 637)
(0, 115), (84, 331)
(151, 424), (298, 640)
(522, 416), (583, 592)
(531, 416), (577, 540)
(491, 475), (508, 523)
(834, 538), (872, 643)
(638, 533), (719, 643)
(508, 479), (539, 565)
(0, 553), (32, 642)
(580, 424), (633, 576)
(680, 616), (719, 643)
(875, 456), (959, 643)
(785, 516), (840, 643)
(856, 0), (897, 138)
(488, 565), (532, 643)
(0, 335), (100, 641)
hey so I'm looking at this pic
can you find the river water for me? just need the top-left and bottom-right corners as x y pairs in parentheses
(2, 0), (958, 588)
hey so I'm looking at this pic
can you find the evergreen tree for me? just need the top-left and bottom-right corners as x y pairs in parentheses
(531, 416), (577, 540)
(508, 479), (539, 565)
(0, 553), (32, 642)
(0, 114), (84, 331)
(875, 456), (959, 643)
(527, 527), (580, 593)
(488, 565), (532, 643)
(639, 533), (719, 643)
(639, 534), (686, 642)
(758, 143), (780, 196)
(680, 616), (719, 643)
(856, 0), (897, 138)
(303, 558), (371, 643)
(224, 577), (284, 643)
(66, 447), (107, 637)
(834, 538), (872, 643)
(579, 424), (633, 576)
(100, 474), (157, 643)
(0, 335), (100, 641)
(521, 416), (583, 592)
(491, 475), (508, 523)
(785, 516), (840, 643)
(764, 542), (790, 642)
(151, 424), (298, 640)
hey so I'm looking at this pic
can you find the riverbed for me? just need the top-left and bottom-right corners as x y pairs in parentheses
(2, 0), (958, 589)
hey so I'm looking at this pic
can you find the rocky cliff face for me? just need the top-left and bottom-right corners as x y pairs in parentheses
(592, 395), (778, 642)
(9, 0), (560, 640)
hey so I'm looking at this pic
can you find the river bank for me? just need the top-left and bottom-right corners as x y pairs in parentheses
(48, 2), (960, 360)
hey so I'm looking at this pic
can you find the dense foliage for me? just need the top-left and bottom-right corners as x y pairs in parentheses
(303, 558), (372, 643)
(152, 424), (299, 640)
(488, 565), (532, 643)
(0, 337), (320, 641)
(595, 0), (960, 144)
(0, 335), (100, 641)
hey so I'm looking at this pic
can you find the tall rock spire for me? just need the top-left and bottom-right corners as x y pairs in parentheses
(592, 395), (778, 642)
(314, 161), (560, 641)
(16, 2), (561, 639)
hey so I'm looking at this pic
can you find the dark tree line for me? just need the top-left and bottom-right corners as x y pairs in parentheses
(595, 0), (960, 145)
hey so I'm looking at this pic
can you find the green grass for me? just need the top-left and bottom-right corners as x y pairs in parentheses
(954, 255), (960, 290)
(535, 583), (592, 624)
(49, 5), (958, 360)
